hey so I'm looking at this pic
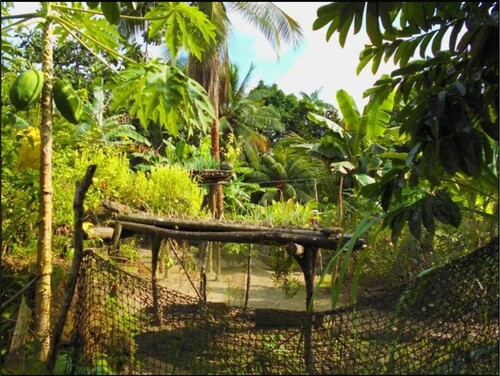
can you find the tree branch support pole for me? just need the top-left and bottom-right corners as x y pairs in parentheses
(46, 164), (97, 374)
(199, 241), (209, 305)
(287, 242), (318, 375)
(109, 221), (122, 255)
(151, 236), (161, 325)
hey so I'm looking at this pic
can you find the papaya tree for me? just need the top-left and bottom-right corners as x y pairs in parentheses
(314, 2), (499, 243)
(2, 1), (216, 361)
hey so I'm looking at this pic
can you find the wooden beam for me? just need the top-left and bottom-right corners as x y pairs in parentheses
(86, 226), (114, 240)
(286, 242), (305, 258)
(104, 199), (341, 235)
(117, 221), (361, 250)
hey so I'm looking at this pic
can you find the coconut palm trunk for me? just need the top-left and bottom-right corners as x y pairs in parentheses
(35, 9), (54, 361)
(187, 2), (303, 219)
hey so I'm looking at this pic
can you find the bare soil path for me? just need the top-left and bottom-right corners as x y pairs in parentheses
(138, 248), (339, 312)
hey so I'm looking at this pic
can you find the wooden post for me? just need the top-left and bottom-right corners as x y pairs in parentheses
(199, 241), (209, 304)
(151, 236), (161, 324)
(290, 243), (319, 375)
(159, 240), (168, 280)
(215, 243), (221, 276)
(207, 241), (213, 274)
(109, 221), (122, 255)
(46, 165), (97, 374)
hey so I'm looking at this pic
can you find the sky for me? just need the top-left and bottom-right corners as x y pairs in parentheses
(227, 2), (397, 110)
(9, 2), (396, 110)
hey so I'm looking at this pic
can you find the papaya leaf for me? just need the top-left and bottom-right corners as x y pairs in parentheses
(146, 3), (216, 62)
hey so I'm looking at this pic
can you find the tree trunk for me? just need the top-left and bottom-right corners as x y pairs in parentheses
(46, 165), (96, 374)
(151, 236), (161, 324)
(35, 12), (54, 362)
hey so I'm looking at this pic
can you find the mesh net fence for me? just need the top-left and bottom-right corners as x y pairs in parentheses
(64, 237), (499, 375)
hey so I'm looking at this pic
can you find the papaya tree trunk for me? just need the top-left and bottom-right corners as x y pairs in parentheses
(35, 11), (54, 362)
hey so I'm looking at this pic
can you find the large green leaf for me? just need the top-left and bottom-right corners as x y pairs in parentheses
(433, 190), (461, 227)
(366, 2), (382, 47)
(336, 89), (361, 153)
(307, 112), (351, 141)
(363, 88), (395, 141)
(146, 2), (216, 62)
(110, 62), (214, 138)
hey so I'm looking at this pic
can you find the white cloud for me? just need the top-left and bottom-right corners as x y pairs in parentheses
(228, 2), (398, 110)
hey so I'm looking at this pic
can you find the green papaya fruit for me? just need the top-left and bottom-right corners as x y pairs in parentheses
(101, 2), (121, 25)
(53, 80), (83, 124)
(86, 2), (100, 9)
(9, 69), (44, 110)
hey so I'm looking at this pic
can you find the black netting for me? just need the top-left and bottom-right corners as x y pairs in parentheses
(65, 238), (499, 375)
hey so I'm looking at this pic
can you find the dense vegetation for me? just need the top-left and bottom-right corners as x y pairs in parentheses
(1, 1), (497, 374)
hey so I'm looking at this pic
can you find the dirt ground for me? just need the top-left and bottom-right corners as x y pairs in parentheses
(141, 249), (338, 312)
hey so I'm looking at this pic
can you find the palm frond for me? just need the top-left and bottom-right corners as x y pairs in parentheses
(227, 2), (303, 55)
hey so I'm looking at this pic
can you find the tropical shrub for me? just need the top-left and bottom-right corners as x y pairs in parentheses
(53, 146), (209, 230)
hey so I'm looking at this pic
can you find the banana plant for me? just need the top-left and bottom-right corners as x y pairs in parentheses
(286, 87), (399, 225)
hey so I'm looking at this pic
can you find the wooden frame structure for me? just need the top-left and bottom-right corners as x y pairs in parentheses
(47, 166), (365, 374)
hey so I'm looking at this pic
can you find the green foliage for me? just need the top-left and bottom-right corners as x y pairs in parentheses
(244, 145), (316, 205)
(252, 80), (342, 144)
(219, 64), (285, 167)
(314, 2), (499, 243)
(270, 248), (302, 299)
(146, 2), (216, 63)
(110, 60), (214, 139)
(1, 75), (40, 256)
(227, 199), (318, 229)
(53, 146), (208, 230)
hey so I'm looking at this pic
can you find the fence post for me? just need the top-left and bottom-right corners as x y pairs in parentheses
(46, 164), (97, 374)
